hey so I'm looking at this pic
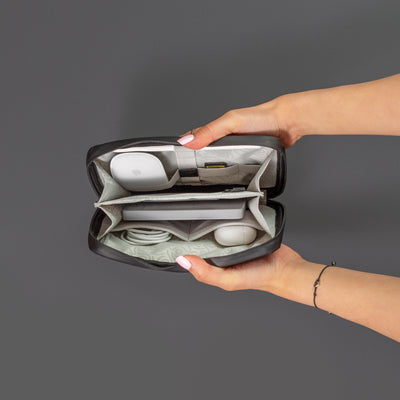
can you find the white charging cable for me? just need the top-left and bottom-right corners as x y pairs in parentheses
(120, 228), (172, 245)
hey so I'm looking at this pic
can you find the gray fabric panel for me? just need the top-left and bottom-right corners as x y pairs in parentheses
(110, 210), (266, 241)
(259, 151), (278, 188)
(94, 160), (130, 203)
(247, 197), (272, 236)
(247, 151), (273, 193)
(97, 204), (123, 238)
(193, 145), (273, 167)
(96, 190), (262, 239)
(96, 189), (261, 206)
(100, 233), (258, 261)
(197, 164), (260, 185)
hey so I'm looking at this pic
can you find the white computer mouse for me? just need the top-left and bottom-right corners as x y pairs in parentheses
(110, 152), (168, 191)
(214, 225), (257, 246)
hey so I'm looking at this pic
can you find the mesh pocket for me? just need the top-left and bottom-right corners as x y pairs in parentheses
(197, 164), (260, 185)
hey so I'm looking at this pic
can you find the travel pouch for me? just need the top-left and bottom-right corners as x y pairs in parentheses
(86, 135), (286, 272)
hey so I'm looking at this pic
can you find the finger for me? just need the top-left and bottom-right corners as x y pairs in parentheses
(175, 255), (240, 291)
(178, 127), (202, 137)
(177, 110), (242, 150)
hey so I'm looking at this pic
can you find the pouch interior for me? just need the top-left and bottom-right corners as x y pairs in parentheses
(91, 144), (279, 262)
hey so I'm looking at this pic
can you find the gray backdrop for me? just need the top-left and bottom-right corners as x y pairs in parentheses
(2, 0), (399, 399)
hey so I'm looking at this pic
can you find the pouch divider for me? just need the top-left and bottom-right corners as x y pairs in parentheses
(95, 190), (263, 239)
(109, 210), (266, 241)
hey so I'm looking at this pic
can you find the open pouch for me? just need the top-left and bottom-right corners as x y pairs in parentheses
(86, 135), (286, 272)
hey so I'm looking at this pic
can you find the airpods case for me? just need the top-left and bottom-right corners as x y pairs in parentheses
(86, 135), (286, 272)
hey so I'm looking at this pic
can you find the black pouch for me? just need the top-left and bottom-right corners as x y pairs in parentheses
(86, 135), (286, 272)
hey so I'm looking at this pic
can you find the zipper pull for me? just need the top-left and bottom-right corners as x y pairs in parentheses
(261, 189), (267, 204)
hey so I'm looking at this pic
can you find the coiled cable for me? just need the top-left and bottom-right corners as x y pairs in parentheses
(120, 228), (172, 246)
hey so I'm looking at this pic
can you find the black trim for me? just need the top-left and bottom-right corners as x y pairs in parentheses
(87, 163), (103, 197)
(268, 144), (286, 198)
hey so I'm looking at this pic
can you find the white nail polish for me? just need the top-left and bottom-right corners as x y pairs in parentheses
(176, 256), (192, 270)
(177, 134), (194, 145)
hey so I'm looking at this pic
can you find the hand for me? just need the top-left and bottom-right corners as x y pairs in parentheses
(175, 96), (304, 291)
(176, 245), (307, 293)
(177, 96), (301, 149)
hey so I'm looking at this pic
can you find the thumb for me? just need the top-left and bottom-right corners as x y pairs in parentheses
(177, 110), (241, 150)
(175, 255), (240, 291)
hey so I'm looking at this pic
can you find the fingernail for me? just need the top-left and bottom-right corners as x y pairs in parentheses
(176, 256), (191, 270)
(177, 134), (194, 145)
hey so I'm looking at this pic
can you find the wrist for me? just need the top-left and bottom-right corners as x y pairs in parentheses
(270, 259), (325, 307)
(274, 92), (311, 141)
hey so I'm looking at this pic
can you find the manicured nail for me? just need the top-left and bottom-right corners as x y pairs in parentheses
(177, 134), (194, 145)
(176, 256), (191, 270)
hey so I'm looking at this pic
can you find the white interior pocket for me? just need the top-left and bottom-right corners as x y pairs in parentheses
(95, 190), (263, 239)
(95, 144), (277, 198)
(99, 208), (276, 262)
(247, 151), (274, 193)
(197, 164), (260, 185)
(94, 159), (130, 203)
(109, 210), (267, 241)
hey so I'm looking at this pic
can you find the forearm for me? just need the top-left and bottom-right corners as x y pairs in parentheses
(268, 260), (400, 341)
(279, 74), (400, 138)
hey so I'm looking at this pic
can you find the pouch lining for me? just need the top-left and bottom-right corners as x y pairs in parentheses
(92, 144), (278, 262)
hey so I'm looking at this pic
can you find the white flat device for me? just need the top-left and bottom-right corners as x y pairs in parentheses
(110, 153), (168, 191)
(122, 199), (246, 221)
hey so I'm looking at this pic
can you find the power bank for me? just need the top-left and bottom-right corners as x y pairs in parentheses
(122, 199), (246, 221)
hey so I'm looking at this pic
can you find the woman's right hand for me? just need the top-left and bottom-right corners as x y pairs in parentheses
(177, 95), (301, 149)
(178, 74), (400, 150)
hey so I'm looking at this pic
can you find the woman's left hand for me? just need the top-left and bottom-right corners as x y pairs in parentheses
(176, 244), (307, 293)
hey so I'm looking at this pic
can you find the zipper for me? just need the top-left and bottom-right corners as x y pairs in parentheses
(224, 186), (267, 204)
(261, 189), (267, 205)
